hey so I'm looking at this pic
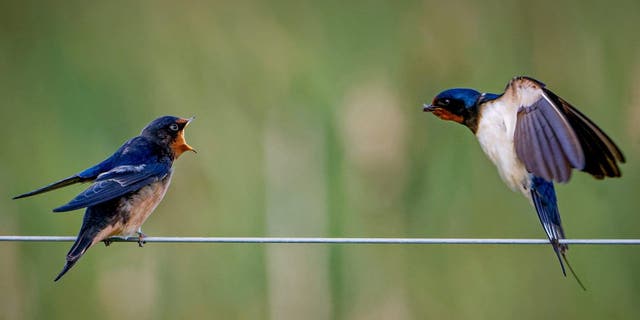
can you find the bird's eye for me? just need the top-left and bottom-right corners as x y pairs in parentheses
(169, 123), (179, 131)
(440, 99), (451, 106)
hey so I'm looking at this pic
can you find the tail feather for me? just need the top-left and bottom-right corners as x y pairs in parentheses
(54, 260), (79, 282)
(54, 226), (98, 282)
(530, 176), (586, 290)
(562, 252), (587, 291)
(548, 239), (567, 276)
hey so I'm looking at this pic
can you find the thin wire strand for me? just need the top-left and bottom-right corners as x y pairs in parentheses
(0, 236), (639, 245)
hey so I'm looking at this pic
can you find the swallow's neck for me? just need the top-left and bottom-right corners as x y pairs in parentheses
(465, 93), (501, 133)
(461, 106), (479, 133)
(141, 136), (174, 161)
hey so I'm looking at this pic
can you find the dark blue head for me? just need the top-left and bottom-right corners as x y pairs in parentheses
(423, 88), (481, 133)
(141, 116), (196, 158)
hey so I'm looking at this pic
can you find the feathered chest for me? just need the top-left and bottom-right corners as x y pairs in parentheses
(116, 170), (173, 235)
(475, 100), (530, 194)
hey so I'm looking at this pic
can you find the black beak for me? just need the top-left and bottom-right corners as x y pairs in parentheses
(423, 104), (436, 112)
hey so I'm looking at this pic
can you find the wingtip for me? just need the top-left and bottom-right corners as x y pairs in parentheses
(52, 202), (80, 212)
(619, 151), (626, 163)
(11, 176), (85, 201)
(12, 191), (38, 200)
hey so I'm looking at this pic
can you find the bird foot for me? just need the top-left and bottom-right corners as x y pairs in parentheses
(103, 238), (113, 247)
(137, 231), (147, 247)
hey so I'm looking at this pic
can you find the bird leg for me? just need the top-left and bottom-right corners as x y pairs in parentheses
(103, 238), (113, 247)
(137, 229), (147, 247)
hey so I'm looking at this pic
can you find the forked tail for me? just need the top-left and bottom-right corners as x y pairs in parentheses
(530, 176), (586, 290)
(561, 252), (586, 291)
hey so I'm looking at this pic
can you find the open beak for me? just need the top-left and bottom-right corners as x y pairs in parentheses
(423, 104), (436, 112)
(176, 116), (197, 155)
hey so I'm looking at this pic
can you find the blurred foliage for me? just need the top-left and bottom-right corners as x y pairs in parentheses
(1, 0), (639, 319)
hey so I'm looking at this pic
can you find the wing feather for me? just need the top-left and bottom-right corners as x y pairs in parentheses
(538, 93), (585, 168)
(512, 77), (623, 182)
(527, 113), (553, 180)
(535, 104), (572, 182)
(545, 89), (625, 178)
(533, 110), (559, 181)
(13, 176), (89, 200)
(53, 163), (170, 212)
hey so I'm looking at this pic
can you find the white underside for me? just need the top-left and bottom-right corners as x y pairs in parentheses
(475, 98), (531, 196)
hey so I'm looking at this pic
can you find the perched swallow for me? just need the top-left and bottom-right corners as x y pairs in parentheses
(14, 116), (196, 281)
(423, 76), (624, 289)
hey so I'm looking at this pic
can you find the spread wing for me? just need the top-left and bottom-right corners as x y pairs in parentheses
(511, 77), (625, 183)
(53, 162), (171, 212)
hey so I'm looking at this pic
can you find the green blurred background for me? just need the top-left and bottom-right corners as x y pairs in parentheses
(1, 0), (639, 319)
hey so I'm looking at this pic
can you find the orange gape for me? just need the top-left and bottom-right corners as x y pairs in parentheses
(171, 130), (194, 158)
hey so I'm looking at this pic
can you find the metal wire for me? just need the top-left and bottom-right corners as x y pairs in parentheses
(1, 236), (639, 245)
